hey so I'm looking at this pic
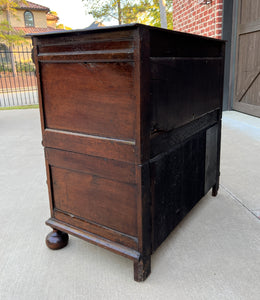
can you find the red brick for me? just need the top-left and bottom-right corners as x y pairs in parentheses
(172, 0), (224, 38)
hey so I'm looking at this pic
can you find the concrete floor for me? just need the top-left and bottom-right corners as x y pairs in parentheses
(0, 109), (259, 300)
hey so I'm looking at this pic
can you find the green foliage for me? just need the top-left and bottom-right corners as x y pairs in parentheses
(83, 0), (173, 29)
(0, 60), (35, 73)
(56, 24), (72, 30)
(15, 61), (35, 73)
(49, 11), (58, 16)
(0, 20), (27, 46)
(0, 0), (27, 16)
(0, 0), (28, 46)
(0, 62), (12, 72)
(0, 104), (39, 110)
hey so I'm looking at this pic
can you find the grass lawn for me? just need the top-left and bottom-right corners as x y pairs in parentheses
(0, 104), (39, 110)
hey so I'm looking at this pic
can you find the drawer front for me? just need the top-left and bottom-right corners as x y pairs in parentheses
(46, 148), (138, 237)
(40, 62), (136, 140)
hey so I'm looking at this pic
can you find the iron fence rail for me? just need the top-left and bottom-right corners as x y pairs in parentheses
(0, 45), (38, 107)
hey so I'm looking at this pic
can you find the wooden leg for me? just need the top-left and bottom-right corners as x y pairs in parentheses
(212, 182), (219, 197)
(134, 256), (151, 282)
(46, 229), (69, 250)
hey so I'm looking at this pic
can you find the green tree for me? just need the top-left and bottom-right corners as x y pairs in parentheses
(56, 24), (72, 30)
(0, 0), (28, 75)
(83, 0), (173, 29)
(146, 0), (173, 29)
(0, 0), (28, 45)
(48, 11), (72, 30)
(0, 20), (25, 45)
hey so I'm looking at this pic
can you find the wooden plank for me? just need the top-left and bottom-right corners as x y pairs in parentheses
(238, 22), (260, 35)
(37, 50), (134, 63)
(239, 72), (260, 106)
(233, 102), (260, 118)
(40, 62), (136, 140)
(235, 66), (260, 102)
(43, 129), (136, 163)
(45, 148), (136, 184)
(150, 110), (219, 159)
(240, 0), (260, 25)
(51, 166), (137, 236)
(54, 209), (138, 250)
(38, 40), (134, 54)
(35, 28), (135, 47)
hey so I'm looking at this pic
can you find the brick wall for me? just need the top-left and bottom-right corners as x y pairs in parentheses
(172, 0), (223, 39)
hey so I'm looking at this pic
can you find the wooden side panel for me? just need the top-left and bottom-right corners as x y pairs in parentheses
(150, 58), (223, 131)
(40, 62), (136, 140)
(50, 166), (137, 237)
(150, 130), (206, 251)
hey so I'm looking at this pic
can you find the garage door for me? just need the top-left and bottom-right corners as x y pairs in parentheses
(233, 0), (260, 117)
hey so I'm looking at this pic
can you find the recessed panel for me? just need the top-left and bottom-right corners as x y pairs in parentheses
(51, 166), (137, 237)
(41, 62), (136, 140)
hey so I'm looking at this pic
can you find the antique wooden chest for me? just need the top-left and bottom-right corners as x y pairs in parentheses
(31, 24), (225, 281)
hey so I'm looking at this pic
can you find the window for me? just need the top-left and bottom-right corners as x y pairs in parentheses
(24, 11), (34, 27)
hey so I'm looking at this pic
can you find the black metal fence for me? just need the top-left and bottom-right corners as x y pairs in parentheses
(0, 45), (38, 107)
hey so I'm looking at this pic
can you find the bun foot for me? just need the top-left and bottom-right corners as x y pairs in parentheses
(46, 229), (69, 250)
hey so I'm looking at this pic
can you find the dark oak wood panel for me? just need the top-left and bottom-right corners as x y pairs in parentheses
(38, 40), (134, 54)
(150, 29), (224, 58)
(151, 58), (223, 131)
(150, 131), (206, 251)
(45, 148), (136, 184)
(43, 129), (136, 163)
(41, 62), (136, 140)
(38, 50), (134, 63)
(51, 166), (137, 236)
(32, 24), (225, 282)
(150, 110), (219, 158)
(35, 28), (135, 47)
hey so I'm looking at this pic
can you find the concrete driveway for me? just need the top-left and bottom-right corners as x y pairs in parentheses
(0, 109), (259, 299)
